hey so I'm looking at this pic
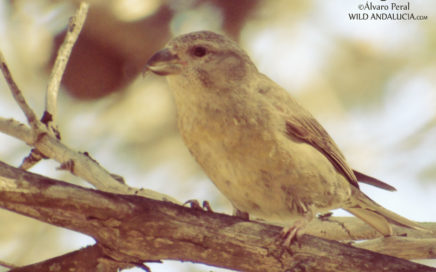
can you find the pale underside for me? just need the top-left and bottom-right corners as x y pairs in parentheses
(167, 73), (353, 225)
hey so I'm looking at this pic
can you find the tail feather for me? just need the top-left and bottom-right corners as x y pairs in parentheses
(347, 187), (427, 234)
(353, 170), (396, 191)
(346, 207), (392, 236)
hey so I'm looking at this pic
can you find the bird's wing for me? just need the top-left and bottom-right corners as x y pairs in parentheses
(259, 74), (392, 191)
(285, 114), (360, 188)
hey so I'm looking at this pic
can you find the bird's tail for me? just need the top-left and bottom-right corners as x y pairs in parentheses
(345, 187), (427, 236)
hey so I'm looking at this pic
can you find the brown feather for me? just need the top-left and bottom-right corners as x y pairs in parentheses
(285, 117), (359, 188)
(347, 187), (427, 232)
(353, 170), (396, 191)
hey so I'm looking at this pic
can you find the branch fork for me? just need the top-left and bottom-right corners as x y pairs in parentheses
(0, 2), (435, 271)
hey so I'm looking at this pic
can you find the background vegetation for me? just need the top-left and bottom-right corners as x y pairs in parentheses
(0, 0), (435, 271)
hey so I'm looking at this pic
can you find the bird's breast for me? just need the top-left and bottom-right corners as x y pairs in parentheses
(174, 92), (351, 223)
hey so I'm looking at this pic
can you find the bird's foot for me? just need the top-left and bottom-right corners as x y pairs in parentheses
(184, 199), (213, 212)
(280, 219), (309, 247)
(234, 209), (250, 220)
(317, 212), (333, 221)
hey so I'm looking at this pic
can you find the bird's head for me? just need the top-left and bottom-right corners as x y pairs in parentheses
(145, 31), (256, 89)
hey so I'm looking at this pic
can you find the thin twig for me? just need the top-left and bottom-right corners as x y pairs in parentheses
(0, 117), (33, 144)
(0, 116), (180, 203)
(1, 2), (89, 170)
(0, 2), (178, 202)
(0, 52), (40, 130)
(0, 259), (17, 269)
(354, 237), (436, 260)
(45, 2), (89, 127)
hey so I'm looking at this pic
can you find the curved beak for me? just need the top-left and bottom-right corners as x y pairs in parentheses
(144, 48), (182, 76)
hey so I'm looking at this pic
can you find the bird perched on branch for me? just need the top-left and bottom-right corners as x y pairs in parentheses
(145, 30), (424, 243)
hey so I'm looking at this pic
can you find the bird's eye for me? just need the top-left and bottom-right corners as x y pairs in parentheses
(192, 46), (207, 57)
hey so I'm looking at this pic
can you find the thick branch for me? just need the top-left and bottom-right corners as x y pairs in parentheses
(0, 161), (434, 272)
(9, 245), (133, 272)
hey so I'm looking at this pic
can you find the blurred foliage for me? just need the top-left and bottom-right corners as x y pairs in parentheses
(0, 0), (435, 271)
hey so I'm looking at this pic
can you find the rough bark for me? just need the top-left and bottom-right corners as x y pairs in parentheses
(1, 161), (435, 272)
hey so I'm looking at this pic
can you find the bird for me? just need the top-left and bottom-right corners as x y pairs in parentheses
(144, 30), (424, 243)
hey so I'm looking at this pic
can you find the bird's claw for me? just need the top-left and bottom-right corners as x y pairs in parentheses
(279, 219), (308, 247)
(184, 199), (213, 212)
(317, 212), (333, 221)
(234, 209), (250, 220)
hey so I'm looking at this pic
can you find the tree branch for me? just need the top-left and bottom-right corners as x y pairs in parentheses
(0, 117), (32, 143)
(0, 35), (179, 202)
(0, 3), (435, 271)
(1, 161), (434, 272)
(45, 2), (89, 127)
(9, 245), (133, 272)
(0, 259), (17, 270)
(0, 116), (178, 203)
(0, 53), (40, 131)
(354, 237), (436, 260)
(304, 215), (436, 242)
